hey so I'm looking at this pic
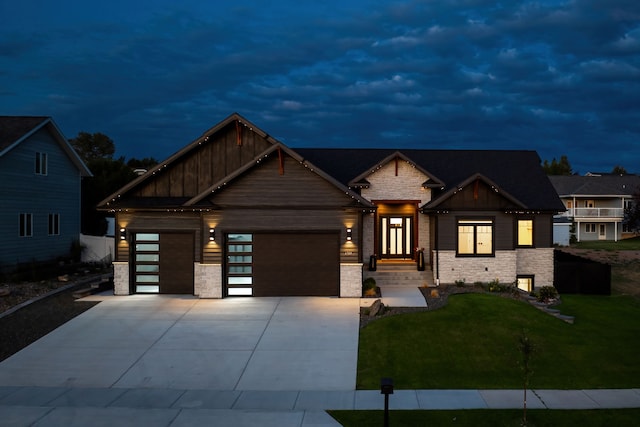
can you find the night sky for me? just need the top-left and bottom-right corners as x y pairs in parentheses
(2, 0), (639, 174)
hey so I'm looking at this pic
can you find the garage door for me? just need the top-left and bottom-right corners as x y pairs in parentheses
(226, 232), (339, 297)
(134, 232), (194, 294)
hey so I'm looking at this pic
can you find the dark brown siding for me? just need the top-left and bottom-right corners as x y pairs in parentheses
(159, 233), (194, 294)
(534, 214), (553, 247)
(115, 212), (201, 262)
(252, 233), (339, 296)
(203, 209), (360, 264)
(208, 154), (351, 208)
(437, 180), (519, 211)
(435, 211), (513, 251)
(131, 123), (273, 199)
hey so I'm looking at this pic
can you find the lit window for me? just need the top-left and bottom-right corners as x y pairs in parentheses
(19, 213), (33, 237)
(517, 219), (533, 247)
(457, 219), (493, 256)
(35, 152), (48, 175)
(48, 213), (60, 235)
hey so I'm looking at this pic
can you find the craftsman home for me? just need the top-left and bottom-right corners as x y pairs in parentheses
(98, 113), (564, 297)
(0, 116), (92, 269)
(549, 174), (640, 242)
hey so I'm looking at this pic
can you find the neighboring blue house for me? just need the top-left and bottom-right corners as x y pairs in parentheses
(0, 116), (92, 269)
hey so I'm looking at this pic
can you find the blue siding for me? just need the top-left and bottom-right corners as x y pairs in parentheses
(0, 128), (82, 266)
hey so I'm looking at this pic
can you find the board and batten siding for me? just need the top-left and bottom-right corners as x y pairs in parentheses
(133, 123), (272, 199)
(0, 127), (83, 266)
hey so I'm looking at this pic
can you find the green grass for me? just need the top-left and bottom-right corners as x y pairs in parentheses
(572, 236), (640, 250)
(329, 409), (640, 427)
(357, 293), (640, 389)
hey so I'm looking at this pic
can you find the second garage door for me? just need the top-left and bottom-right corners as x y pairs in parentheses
(251, 232), (339, 297)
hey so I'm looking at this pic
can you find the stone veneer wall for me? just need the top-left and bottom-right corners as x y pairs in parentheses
(360, 160), (432, 252)
(516, 248), (555, 287)
(340, 263), (363, 297)
(112, 261), (130, 295)
(194, 263), (223, 298)
(434, 251), (517, 285)
(362, 214), (375, 259)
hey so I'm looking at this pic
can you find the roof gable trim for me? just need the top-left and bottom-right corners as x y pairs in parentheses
(348, 151), (445, 188)
(421, 173), (526, 210)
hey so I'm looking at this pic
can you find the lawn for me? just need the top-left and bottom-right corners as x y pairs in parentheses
(329, 409), (640, 427)
(357, 292), (640, 389)
(572, 236), (640, 250)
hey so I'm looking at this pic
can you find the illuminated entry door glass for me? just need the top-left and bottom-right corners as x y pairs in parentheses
(227, 234), (253, 296)
(380, 216), (412, 258)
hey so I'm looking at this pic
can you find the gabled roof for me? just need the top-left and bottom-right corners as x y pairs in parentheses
(0, 116), (91, 176)
(295, 148), (564, 211)
(98, 113), (374, 210)
(345, 150), (444, 189)
(549, 174), (640, 197)
(184, 143), (375, 209)
(421, 172), (526, 211)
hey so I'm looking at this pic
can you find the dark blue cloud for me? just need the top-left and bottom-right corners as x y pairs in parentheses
(1, 0), (639, 174)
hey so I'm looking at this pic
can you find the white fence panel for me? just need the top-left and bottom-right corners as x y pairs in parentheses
(80, 234), (114, 264)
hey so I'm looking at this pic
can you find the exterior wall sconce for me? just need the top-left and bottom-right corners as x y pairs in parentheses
(346, 228), (352, 241)
(209, 228), (215, 241)
(120, 228), (126, 240)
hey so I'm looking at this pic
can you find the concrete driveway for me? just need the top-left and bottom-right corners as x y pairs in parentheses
(0, 295), (361, 391)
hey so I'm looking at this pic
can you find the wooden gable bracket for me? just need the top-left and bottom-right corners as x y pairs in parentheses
(236, 120), (242, 146)
(395, 156), (399, 176)
(278, 146), (285, 175)
(473, 178), (480, 200)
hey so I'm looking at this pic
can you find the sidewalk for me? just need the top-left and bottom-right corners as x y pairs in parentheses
(2, 387), (639, 426)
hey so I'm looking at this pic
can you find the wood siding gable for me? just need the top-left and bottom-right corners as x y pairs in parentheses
(423, 174), (526, 212)
(199, 147), (367, 209)
(133, 121), (272, 200)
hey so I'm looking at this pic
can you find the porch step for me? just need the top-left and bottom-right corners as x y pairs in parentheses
(364, 263), (434, 287)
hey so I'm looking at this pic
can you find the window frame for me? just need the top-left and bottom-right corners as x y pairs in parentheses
(48, 213), (60, 236)
(456, 217), (495, 257)
(35, 152), (48, 175)
(585, 223), (596, 233)
(516, 218), (535, 248)
(19, 213), (33, 237)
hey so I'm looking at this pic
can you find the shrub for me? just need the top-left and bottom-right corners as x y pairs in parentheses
(537, 286), (558, 302)
(363, 277), (377, 292)
(455, 279), (466, 287)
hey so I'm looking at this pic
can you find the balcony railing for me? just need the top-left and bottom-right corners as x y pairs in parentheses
(560, 208), (624, 218)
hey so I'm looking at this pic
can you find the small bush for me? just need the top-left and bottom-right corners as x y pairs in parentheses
(455, 279), (466, 287)
(487, 279), (508, 293)
(537, 286), (558, 302)
(363, 277), (377, 291)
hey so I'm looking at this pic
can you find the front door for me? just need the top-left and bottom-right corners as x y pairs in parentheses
(380, 216), (413, 258)
(599, 224), (607, 240)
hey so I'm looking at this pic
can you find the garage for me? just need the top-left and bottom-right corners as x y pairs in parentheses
(133, 232), (194, 294)
(226, 232), (340, 297)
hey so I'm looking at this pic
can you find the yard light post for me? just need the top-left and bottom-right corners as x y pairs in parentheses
(381, 377), (394, 427)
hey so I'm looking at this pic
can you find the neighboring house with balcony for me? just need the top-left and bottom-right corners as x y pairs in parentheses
(98, 113), (564, 297)
(0, 116), (92, 269)
(549, 174), (640, 243)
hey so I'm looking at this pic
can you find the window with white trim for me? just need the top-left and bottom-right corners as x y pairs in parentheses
(35, 152), (48, 175)
(457, 219), (494, 256)
(19, 213), (33, 237)
(585, 223), (596, 233)
(48, 213), (60, 235)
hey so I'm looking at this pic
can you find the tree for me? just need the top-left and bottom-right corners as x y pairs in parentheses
(127, 157), (159, 170)
(70, 132), (115, 162)
(623, 187), (640, 235)
(542, 155), (573, 175)
(69, 131), (137, 235)
(518, 329), (535, 427)
(612, 165), (627, 175)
